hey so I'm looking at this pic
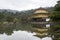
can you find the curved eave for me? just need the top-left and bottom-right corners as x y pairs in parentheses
(33, 13), (49, 15)
(32, 16), (49, 18)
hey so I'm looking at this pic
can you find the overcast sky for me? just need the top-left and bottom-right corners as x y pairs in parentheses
(0, 0), (58, 11)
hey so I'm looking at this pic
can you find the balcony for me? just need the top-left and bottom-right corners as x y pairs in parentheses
(31, 22), (49, 24)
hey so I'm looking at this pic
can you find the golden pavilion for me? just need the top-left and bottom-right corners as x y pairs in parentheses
(31, 7), (50, 28)
(31, 7), (50, 38)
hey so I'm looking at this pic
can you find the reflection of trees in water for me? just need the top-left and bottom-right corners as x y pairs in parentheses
(0, 23), (32, 35)
(0, 22), (59, 40)
(49, 0), (60, 40)
(50, 24), (60, 40)
(0, 24), (15, 35)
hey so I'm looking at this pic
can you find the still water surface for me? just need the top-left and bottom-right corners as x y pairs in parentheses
(0, 31), (52, 40)
(0, 24), (52, 40)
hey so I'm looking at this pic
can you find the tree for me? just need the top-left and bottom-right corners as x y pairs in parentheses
(6, 16), (14, 22)
(0, 12), (5, 22)
(50, 0), (60, 40)
(50, 0), (60, 22)
(54, 0), (60, 11)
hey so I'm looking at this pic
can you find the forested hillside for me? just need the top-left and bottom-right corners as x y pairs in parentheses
(0, 7), (52, 24)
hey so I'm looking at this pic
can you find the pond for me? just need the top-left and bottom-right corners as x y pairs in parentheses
(0, 24), (52, 40)
(0, 31), (52, 40)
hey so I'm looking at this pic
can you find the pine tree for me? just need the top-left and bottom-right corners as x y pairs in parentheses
(50, 0), (60, 22)
(54, 0), (60, 11)
(50, 0), (60, 40)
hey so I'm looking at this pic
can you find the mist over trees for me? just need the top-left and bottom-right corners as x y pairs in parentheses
(0, 7), (53, 24)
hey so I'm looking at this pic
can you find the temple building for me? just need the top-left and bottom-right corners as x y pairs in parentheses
(31, 8), (50, 38)
(31, 7), (50, 28)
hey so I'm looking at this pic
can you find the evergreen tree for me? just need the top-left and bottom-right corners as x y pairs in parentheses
(50, 0), (60, 21)
(50, 0), (60, 40)
(54, 0), (60, 11)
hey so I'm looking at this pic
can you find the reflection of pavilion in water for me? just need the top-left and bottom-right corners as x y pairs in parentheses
(31, 8), (50, 38)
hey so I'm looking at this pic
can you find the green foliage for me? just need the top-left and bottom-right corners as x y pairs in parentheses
(54, 0), (60, 11)
(50, 11), (60, 21)
(0, 13), (4, 19)
(6, 16), (14, 22)
(0, 9), (34, 24)
(51, 25), (60, 31)
(0, 13), (5, 22)
(13, 18), (19, 23)
(50, 0), (60, 22)
(50, 0), (60, 40)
